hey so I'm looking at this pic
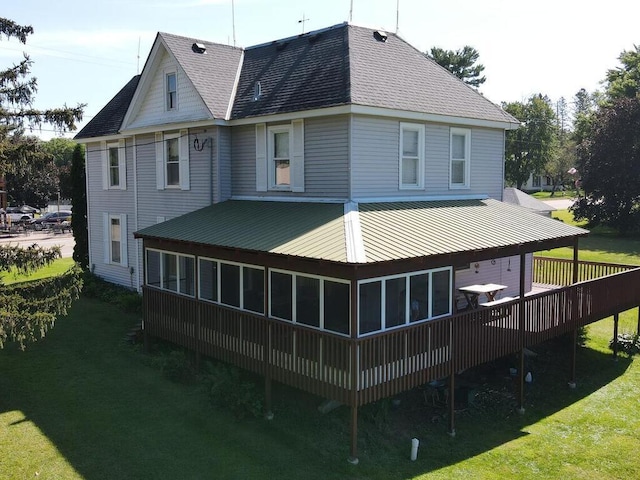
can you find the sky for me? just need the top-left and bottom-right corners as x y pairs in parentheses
(2, 0), (640, 139)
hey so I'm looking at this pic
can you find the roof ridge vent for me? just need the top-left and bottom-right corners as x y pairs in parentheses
(373, 30), (388, 42)
(192, 42), (207, 54)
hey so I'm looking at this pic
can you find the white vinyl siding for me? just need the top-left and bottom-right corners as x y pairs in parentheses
(450, 127), (471, 189)
(155, 130), (190, 190)
(399, 122), (425, 189)
(103, 213), (128, 267)
(101, 139), (126, 190)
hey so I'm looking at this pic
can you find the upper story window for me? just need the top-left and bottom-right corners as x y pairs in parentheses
(255, 120), (305, 193)
(399, 123), (425, 189)
(269, 126), (291, 189)
(155, 130), (190, 190)
(165, 133), (180, 187)
(101, 140), (126, 190)
(450, 127), (471, 189)
(166, 72), (177, 110)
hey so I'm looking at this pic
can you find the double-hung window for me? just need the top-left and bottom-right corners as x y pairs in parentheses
(103, 213), (128, 267)
(166, 72), (177, 110)
(155, 131), (189, 190)
(399, 123), (425, 189)
(101, 140), (126, 190)
(255, 120), (304, 192)
(269, 126), (292, 189)
(450, 127), (471, 188)
(165, 133), (180, 187)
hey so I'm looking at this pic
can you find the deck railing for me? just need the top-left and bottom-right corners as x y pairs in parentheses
(143, 259), (640, 408)
(533, 256), (636, 286)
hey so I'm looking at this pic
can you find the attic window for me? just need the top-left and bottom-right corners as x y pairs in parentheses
(373, 30), (388, 43)
(192, 42), (207, 54)
(253, 81), (262, 101)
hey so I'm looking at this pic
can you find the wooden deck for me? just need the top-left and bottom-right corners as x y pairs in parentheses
(143, 259), (640, 409)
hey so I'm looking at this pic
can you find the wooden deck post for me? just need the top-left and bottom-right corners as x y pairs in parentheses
(347, 279), (359, 465)
(195, 304), (201, 372)
(569, 238), (579, 388)
(613, 313), (619, 360)
(517, 253), (526, 414)
(263, 269), (274, 420)
(448, 370), (456, 437)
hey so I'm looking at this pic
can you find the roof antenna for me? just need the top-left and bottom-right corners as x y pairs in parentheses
(298, 13), (310, 34)
(231, 0), (236, 47)
(349, 0), (353, 22)
(395, 0), (400, 34)
(136, 37), (141, 74)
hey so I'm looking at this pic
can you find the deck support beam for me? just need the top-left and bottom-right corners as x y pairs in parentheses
(448, 371), (456, 437)
(517, 254), (526, 414)
(348, 405), (359, 464)
(613, 313), (619, 360)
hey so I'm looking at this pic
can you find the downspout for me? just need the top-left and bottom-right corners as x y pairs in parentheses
(84, 144), (93, 270)
(133, 136), (140, 292)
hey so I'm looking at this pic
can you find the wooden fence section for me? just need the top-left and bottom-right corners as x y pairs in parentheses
(533, 256), (636, 286)
(143, 264), (640, 408)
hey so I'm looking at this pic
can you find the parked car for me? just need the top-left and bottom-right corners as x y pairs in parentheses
(1, 206), (33, 224)
(29, 210), (72, 231)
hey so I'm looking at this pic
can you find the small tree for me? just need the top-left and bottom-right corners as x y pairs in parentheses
(71, 144), (88, 269)
(572, 97), (640, 234)
(426, 45), (486, 88)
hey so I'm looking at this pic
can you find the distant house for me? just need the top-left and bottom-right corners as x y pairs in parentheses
(75, 23), (638, 463)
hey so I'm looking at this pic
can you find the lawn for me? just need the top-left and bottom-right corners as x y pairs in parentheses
(0, 220), (639, 479)
(0, 257), (76, 285)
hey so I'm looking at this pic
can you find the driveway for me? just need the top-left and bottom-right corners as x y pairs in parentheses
(0, 230), (75, 258)
(542, 197), (576, 210)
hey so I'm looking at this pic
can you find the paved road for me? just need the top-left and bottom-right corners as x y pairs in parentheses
(542, 197), (576, 210)
(0, 230), (75, 258)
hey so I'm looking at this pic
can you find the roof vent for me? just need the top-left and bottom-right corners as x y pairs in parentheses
(253, 81), (262, 101)
(373, 30), (388, 43)
(307, 33), (321, 43)
(275, 40), (289, 51)
(192, 42), (207, 54)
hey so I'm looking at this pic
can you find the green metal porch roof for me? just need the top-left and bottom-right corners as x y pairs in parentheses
(134, 199), (588, 264)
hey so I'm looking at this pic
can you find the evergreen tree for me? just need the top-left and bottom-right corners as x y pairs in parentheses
(71, 144), (88, 269)
(426, 46), (486, 88)
(0, 17), (84, 349)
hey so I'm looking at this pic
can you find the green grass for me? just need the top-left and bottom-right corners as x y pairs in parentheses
(0, 257), (76, 285)
(1, 219), (639, 479)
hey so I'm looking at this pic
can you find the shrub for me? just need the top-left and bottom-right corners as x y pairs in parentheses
(202, 361), (263, 419)
(82, 272), (142, 315)
(610, 333), (640, 355)
(159, 350), (196, 384)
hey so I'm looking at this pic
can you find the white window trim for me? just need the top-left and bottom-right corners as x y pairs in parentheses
(103, 213), (128, 267)
(268, 267), (350, 336)
(101, 139), (126, 190)
(449, 127), (471, 189)
(165, 70), (177, 111)
(399, 122), (425, 190)
(155, 130), (189, 190)
(357, 267), (453, 337)
(267, 124), (293, 191)
(256, 120), (305, 193)
(145, 248), (195, 297)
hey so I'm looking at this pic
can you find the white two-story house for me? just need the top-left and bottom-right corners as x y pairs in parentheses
(75, 23), (620, 463)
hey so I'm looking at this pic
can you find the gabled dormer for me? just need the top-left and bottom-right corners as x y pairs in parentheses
(121, 32), (243, 131)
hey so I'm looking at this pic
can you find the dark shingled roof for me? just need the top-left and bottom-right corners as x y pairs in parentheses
(77, 23), (518, 139)
(231, 24), (351, 119)
(74, 75), (140, 139)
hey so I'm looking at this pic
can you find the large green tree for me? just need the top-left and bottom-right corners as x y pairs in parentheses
(605, 44), (640, 100)
(572, 97), (640, 234)
(0, 17), (84, 349)
(503, 94), (558, 189)
(42, 137), (76, 200)
(426, 46), (486, 88)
